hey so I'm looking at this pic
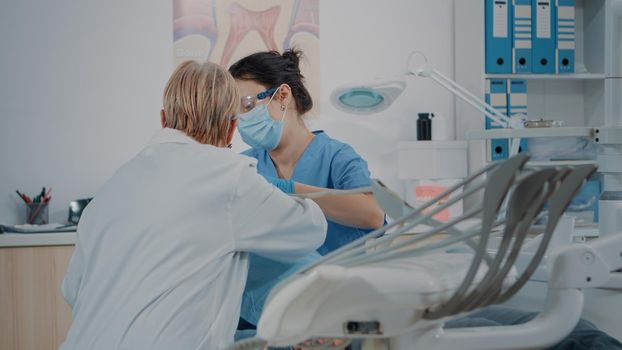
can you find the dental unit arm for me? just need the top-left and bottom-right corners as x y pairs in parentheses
(410, 63), (517, 130)
(237, 225), (622, 350)
(381, 233), (622, 350)
(407, 53), (525, 156)
(227, 155), (620, 350)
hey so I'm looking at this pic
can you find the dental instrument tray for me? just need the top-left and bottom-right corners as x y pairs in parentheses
(229, 154), (604, 350)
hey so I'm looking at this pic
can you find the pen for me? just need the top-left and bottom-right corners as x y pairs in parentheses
(44, 188), (52, 203)
(16, 190), (29, 204)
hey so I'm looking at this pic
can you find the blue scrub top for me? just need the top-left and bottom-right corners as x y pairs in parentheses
(238, 131), (376, 326)
(243, 130), (374, 254)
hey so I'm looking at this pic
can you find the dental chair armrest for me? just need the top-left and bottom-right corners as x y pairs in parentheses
(548, 234), (622, 289)
(392, 289), (583, 350)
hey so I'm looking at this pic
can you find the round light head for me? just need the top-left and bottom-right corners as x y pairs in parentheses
(331, 80), (406, 115)
(338, 88), (385, 109)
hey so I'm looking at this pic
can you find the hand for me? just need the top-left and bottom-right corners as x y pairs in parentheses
(263, 175), (295, 194)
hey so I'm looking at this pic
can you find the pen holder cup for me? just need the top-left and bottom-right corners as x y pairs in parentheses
(26, 203), (49, 225)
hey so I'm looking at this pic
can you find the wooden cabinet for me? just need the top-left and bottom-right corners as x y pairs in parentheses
(0, 245), (74, 350)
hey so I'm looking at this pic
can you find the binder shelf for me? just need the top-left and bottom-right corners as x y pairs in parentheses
(484, 0), (605, 76)
(467, 126), (594, 140)
(485, 73), (606, 80)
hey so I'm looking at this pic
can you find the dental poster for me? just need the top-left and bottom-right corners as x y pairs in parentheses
(173, 0), (320, 115)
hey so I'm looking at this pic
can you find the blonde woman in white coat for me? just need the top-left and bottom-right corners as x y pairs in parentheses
(60, 61), (327, 350)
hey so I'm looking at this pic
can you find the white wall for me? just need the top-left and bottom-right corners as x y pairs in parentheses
(0, 0), (455, 224)
(0, 0), (173, 224)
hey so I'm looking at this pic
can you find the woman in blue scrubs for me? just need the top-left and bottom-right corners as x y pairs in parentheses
(229, 49), (385, 333)
(229, 49), (384, 252)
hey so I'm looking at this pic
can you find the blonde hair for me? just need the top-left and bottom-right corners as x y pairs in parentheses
(163, 61), (240, 145)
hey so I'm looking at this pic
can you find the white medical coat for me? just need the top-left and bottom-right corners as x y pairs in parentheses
(60, 128), (327, 350)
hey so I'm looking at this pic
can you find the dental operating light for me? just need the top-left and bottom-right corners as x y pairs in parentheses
(331, 53), (516, 128)
(331, 52), (523, 154)
(330, 79), (406, 115)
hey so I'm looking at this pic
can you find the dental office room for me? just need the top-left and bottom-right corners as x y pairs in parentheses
(2, 0), (622, 349)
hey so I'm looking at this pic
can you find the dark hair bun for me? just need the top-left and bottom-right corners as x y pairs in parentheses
(282, 48), (302, 71)
(229, 49), (313, 114)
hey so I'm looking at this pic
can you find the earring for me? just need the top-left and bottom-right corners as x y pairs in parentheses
(280, 105), (286, 111)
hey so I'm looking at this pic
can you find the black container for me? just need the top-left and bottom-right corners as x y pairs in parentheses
(417, 113), (433, 140)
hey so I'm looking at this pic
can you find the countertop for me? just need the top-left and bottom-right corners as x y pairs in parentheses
(0, 232), (77, 248)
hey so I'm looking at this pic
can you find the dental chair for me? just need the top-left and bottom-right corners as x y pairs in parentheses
(229, 154), (622, 350)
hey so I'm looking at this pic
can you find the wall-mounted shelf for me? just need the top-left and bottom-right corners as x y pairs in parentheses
(527, 160), (598, 167)
(483, 0), (608, 130)
(468, 126), (594, 140)
(485, 73), (606, 81)
(454, 0), (609, 173)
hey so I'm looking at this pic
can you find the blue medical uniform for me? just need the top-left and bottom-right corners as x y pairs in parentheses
(239, 130), (376, 326)
(244, 130), (374, 254)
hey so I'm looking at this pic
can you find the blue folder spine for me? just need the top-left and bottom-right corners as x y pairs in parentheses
(532, 0), (557, 74)
(513, 0), (533, 73)
(486, 0), (513, 73)
(556, 0), (575, 73)
(485, 79), (509, 160)
(508, 80), (529, 152)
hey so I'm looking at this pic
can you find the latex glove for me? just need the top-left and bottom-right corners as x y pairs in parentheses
(263, 175), (295, 194)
